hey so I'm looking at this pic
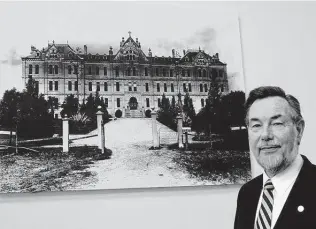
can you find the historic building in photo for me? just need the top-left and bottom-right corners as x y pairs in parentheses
(21, 32), (229, 118)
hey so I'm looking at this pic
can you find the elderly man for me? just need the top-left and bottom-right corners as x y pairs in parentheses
(234, 86), (316, 229)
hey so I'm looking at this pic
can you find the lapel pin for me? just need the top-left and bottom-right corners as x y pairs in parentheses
(297, 205), (304, 212)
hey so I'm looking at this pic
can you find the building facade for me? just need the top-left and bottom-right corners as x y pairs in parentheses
(21, 33), (229, 118)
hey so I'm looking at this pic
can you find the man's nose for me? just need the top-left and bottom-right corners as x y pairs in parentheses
(261, 124), (274, 141)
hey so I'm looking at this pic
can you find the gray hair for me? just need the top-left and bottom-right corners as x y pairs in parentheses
(245, 86), (303, 126)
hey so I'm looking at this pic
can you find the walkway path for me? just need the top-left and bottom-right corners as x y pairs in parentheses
(71, 118), (216, 190)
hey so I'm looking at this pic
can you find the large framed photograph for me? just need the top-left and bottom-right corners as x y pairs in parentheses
(0, 1), (250, 193)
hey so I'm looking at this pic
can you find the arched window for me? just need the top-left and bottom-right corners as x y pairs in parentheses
(96, 66), (99, 75)
(203, 69), (207, 77)
(163, 68), (166, 77)
(204, 84), (208, 92)
(200, 84), (203, 92)
(145, 68), (148, 76)
(88, 66), (92, 75)
(115, 66), (119, 77)
(35, 65), (39, 74)
(29, 65), (33, 74)
(198, 69), (202, 77)
(170, 69), (173, 77)
(133, 67), (136, 76)
(127, 68), (131, 76)
(156, 68), (159, 76)
(54, 65), (58, 74)
(68, 65), (72, 74)
(187, 69), (190, 77)
(104, 82), (108, 91)
(182, 69), (185, 77)
(49, 65), (53, 74)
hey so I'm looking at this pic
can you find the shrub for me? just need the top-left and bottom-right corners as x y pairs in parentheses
(145, 109), (151, 118)
(115, 109), (122, 118)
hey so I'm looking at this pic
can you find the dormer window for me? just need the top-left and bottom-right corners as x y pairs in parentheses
(36, 53), (40, 57)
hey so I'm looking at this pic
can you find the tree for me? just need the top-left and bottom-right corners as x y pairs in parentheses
(0, 88), (21, 145)
(182, 92), (196, 127)
(60, 94), (79, 118)
(157, 93), (177, 131)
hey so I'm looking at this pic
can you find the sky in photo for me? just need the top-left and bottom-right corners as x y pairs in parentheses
(0, 1), (245, 97)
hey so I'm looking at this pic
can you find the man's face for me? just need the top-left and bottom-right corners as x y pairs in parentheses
(247, 96), (304, 175)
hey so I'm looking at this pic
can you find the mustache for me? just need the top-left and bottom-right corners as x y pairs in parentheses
(259, 144), (281, 149)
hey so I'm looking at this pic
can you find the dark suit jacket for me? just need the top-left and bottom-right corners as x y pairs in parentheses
(234, 155), (316, 229)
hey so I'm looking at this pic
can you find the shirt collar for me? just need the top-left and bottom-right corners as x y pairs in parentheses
(262, 154), (303, 196)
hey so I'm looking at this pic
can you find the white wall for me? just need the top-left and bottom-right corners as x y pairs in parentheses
(1, 2), (316, 229)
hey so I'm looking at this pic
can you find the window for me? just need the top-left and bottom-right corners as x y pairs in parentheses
(75, 81), (78, 91)
(163, 68), (166, 77)
(198, 69), (202, 77)
(201, 98), (205, 107)
(164, 83), (167, 92)
(203, 69), (207, 78)
(183, 83), (186, 92)
(104, 82), (108, 91)
(96, 66), (99, 75)
(204, 84), (208, 92)
(74, 65), (78, 74)
(145, 68), (148, 76)
(133, 83), (137, 91)
(127, 68), (131, 76)
(88, 66), (92, 75)
(117, 98), (120, 107)
(105, 98), (108, 107)
(188, 83), (192, 92)
(49, 81), (53, 91)
(157, 83), (160, 92)
(158, 98), (161, 107)
(182, 69), (185, 77)
(35, 65), (39, 74)
(170, 69), (173, 77)
(54, 65), (58, 74)
(115, 66), (119, 77)
(187, 69), (190, 77)
(129, 83), (132, 91)
(68, 65), (72, 74)
(146, 98), (150, 107)
(96, 82), (100, 91)
(54, 114), (58, 119)
(54, 81), (58, 91)
(171, 83), (174, 92)
(133, 67), (136, 76)
(29, 65), (33, 74)
(116, 82), (120, 91)
(68, 81), (72, 91)
(89, 82), (92, 91)
(145, 83), (149, 92)
(104, 67), (107, 76)
(156, 68), (159, 76)
(200, 84), (203, 92)
(49, 65), (53, 74)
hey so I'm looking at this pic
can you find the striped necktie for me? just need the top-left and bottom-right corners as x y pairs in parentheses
(255, 179), (275, 229)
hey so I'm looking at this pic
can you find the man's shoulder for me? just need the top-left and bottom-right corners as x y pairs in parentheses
(238, 174), (262, 196)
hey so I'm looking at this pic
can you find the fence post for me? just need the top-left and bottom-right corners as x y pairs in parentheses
(185, 132), (189, 150)
(177, 115), (184, 148)
(62, 114), (69, 153)
(96, 106), (104, 150)
(151, 110), (159, 148)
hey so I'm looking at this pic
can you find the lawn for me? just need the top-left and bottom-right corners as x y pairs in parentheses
(172, 146), (251, 184)
(0, 146), (111, 193)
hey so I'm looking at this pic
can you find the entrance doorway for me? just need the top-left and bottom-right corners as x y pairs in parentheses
(129, 97), (138, 110)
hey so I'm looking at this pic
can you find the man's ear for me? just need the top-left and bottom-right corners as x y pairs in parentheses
(296, 119), (305, 145)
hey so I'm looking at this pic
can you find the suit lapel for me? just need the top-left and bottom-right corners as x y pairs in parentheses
(273, 155), (312, 229)
(246, 175), (263, 229)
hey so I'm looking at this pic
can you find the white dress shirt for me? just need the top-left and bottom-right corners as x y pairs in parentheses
(254, 154), (304, 229)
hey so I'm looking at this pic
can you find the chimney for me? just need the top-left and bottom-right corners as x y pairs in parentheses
(172, 49), (175, 58)
(148, 48), (152, 57)
(183, 50), (186, 56)
(109, 46), (113, 55)
(84, 45), (87, 55)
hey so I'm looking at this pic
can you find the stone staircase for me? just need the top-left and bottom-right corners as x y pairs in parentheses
(125, 109), (144, 118)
